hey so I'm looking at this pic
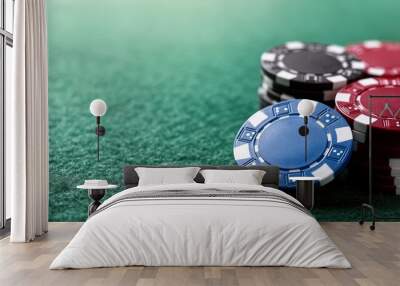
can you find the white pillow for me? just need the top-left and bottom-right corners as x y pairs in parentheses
(200, 169), (266, 185)
(135, 167), (200, 186)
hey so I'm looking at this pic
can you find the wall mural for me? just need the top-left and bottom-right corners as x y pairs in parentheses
(48, 0), (400, 221)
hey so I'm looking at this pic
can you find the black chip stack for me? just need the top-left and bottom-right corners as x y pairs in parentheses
(258, 41), (366, 109)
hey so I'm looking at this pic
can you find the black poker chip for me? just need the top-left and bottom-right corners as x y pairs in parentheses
(261, 74), (339, 101)
(258, 84), (291, 101)
(259, 81), (331, 102)
(260, 42), (365, 91)
(258, 82), (335, 108)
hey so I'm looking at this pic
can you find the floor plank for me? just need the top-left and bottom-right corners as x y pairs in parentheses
(0, 222), (399, 286)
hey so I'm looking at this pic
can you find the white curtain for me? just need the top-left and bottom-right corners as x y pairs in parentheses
(8, 0), (49, 242)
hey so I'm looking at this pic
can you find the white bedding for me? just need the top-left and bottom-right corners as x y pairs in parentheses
(50, 183), (350, 269)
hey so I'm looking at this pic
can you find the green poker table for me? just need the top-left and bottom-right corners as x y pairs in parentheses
(47, 0), (399, 221)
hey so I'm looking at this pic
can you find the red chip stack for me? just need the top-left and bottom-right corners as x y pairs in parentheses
(335, 76), (400, 193)
(342, 40), (400, 193)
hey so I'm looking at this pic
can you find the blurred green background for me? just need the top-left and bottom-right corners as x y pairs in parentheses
(47, 0), (400, 221)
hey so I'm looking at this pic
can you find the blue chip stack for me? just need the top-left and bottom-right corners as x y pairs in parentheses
(233, 99), (353, 189)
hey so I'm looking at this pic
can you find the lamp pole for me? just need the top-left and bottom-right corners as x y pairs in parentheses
(90, 99), (107, 162)
(97, 116), (100, 161)
(304, 116), (308, 162)
(297, 100), (315, 164)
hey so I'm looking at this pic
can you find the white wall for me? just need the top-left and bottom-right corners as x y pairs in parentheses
(5, 44), (13, 220)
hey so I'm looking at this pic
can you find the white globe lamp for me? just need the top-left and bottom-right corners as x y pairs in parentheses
(90, 99), (107, 117)
(89, 99), (107, 161)
(297, 99), (315, 117)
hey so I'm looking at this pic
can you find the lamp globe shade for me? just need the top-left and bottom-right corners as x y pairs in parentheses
(297, 99), (315, 117)
(90, 99), (107, 117)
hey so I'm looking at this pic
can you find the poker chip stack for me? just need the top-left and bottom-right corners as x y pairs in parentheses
(334, 40), (400, 194)
(335, 77), (400, 193)
(258, 41), (366, 109)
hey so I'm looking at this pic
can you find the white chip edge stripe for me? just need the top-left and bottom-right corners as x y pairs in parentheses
(261, 52), (276, 62)
(233, 144), (251, 161)
(335, 92), (351, 103)
(389, 158), (400, 168)
(354, 114), (378, 125)
(367, 67), (385, 76)
(335, 126), (353, 143)
(364, 40), (382, 48)
(312, 163), (334, 185)
(285, 41), (305, 50)
(327, 75), (347, 89)
(327, 44), (345, 54)
(248, 111), (268, 127)
(352, 61), (366, 70)
(277, 70), (297, 81)
(359, 77), (379, 86)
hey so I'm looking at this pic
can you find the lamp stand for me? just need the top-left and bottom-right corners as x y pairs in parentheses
(359, 94), (400, 231)
(298, 116), (309, 162)
(305, 116), (308, 162)
(97, 129), (100, 161)
(95, 116), (106, 162)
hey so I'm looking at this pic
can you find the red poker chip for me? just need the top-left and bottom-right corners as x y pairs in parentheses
(335, 77), (400, 133)
(347, 41), (400, 77)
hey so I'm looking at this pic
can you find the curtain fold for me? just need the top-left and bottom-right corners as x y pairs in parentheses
(9, 0), (49, 242)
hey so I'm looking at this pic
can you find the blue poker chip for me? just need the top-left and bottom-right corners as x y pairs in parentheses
(233, 99), (353, 189)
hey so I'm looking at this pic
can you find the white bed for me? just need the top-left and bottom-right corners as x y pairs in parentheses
(50, 182), (350, 269)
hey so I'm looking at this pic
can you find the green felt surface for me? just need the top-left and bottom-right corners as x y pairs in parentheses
(47, 0), (400, 221)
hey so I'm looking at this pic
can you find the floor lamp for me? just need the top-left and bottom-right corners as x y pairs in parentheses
(89, 99), (107, 161)
(359, 94), (400, 230)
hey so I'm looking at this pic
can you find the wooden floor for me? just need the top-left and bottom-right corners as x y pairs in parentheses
(0, 222), (399, 286)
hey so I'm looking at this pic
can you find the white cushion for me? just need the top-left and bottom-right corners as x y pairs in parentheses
(135, 167), (200, 186)
(200, 169), (265, 185)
